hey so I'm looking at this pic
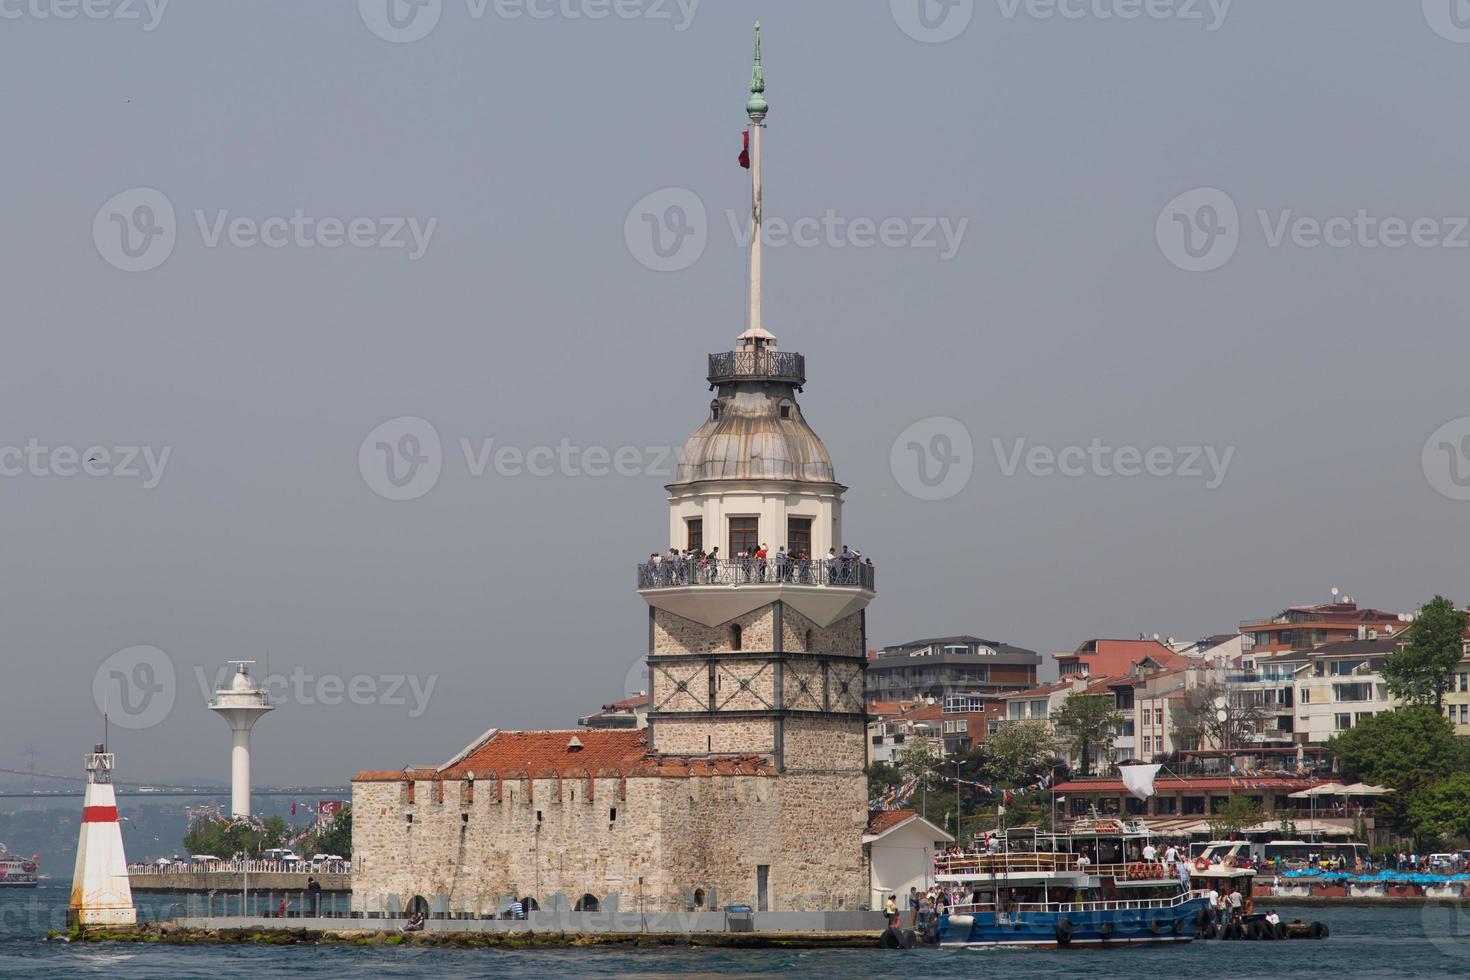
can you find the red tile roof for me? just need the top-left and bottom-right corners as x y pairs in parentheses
(352, 728), (774, 782)
(867, 808), (917, 835)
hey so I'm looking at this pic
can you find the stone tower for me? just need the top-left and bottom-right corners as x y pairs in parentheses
(634, 28), (874, 907)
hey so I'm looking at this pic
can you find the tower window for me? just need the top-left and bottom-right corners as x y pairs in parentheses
(805, 628), (813, 650)
(710, 400), (723, 420)
(610, 807), (617, 822)
(779, 404), (791, 419)
(686, 518), (703, 553)
(787, 517), (811, 560)
(729, 516), (759, 556)
(731, 624), (743, 650)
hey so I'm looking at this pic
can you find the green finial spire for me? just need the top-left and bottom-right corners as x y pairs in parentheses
(746, 21), (767, 119)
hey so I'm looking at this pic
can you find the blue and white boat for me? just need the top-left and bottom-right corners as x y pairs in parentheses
(931, 818), (1210, 948)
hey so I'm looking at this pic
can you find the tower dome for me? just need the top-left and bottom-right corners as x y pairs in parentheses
(675, 363), (835, 485)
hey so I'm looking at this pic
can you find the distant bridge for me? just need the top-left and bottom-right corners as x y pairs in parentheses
(0, 787), (350, 800)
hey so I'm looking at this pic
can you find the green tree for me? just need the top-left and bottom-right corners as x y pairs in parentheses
(1406, 773), (1470, 841)
(1052, 694), (1123, 777)
(181, 812), (301, 859)
(984, 721), (1058, 786)
(867, 760), (903, 802)
(1383, 596), (1466, 710)
(1206, 795), (1262, 839)
(1328, 705), (1470, 788)
(896, 735), (941, 782)
(302, 806), (352, 857)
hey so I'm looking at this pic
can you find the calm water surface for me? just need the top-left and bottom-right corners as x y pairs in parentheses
(3, 883), (1468, 978)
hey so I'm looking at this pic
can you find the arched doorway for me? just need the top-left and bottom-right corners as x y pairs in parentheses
(406, 895), (430, 919)
(574, 893), (600, 912)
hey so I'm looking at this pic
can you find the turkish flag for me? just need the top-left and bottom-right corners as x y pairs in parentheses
(738, 130), (750, 169)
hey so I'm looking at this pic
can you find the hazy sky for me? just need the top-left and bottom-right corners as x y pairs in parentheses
(5, 1), (1470, 787)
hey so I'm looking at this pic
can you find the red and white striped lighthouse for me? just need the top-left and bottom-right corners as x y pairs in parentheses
(67, 744), (136, 928)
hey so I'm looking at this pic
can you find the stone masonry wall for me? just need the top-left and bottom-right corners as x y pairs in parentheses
(353, 772), (867, 915)
(780, 605), (863, 656)
(652, 607), (774, 654)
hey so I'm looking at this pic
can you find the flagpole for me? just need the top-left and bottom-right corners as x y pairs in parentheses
(745, 22), (766, 337)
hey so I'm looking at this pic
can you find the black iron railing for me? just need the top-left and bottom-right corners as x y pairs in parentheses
(707, 350), (806, 387)
(636, 557), (873, 591)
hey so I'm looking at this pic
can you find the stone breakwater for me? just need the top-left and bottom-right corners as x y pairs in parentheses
(65, 922), (885, 949)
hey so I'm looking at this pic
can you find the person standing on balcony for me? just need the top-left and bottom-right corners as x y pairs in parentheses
(756, 543), (768, 581)
(775, 546), (789, 581)
(705, 546), (719, 582)
(826, 547), (837, 583)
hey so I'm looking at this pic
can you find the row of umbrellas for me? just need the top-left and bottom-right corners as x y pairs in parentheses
(1286, 782), (1388, 798)
(1284, 868), (1469, 884)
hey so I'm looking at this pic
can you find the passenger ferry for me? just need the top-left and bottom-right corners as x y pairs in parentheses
(0, 845), (39, 888)
(931, 818), (1209, 948)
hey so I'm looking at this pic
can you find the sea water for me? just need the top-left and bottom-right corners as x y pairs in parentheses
(3, 882), (1469, 978)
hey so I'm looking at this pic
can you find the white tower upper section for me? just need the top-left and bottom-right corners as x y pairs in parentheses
(208, 661), (274, 818)
(665, 24), (845, 563)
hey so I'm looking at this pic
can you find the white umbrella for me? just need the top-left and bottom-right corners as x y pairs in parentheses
(1288, 782), (1349, 799)
(1340, 782), (1388, 796)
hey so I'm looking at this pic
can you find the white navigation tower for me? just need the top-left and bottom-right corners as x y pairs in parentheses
(208, 661), (274, 817)
(68, 744), (136, 928)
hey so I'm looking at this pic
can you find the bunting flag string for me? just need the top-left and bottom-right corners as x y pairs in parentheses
(868, 771), (1055, 811)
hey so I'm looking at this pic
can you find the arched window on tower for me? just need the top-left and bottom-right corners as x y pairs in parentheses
(804, 628), (813, 650)
(710, 400), (723, 421)
(731, 624), (743, 651)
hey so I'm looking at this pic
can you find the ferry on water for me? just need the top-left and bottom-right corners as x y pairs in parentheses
(0, 845), (39, 888)
(930, 818), (1209, 948)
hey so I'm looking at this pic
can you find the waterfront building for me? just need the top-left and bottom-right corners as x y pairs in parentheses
(864, 635), (1040, 703)
(1052, 637), (1185, 678)
(1446, 651), (1470, 734)
(351, 29), (875, 917)
(1237, 598), (1406, 656)
(866, 697), (1006, 764)
(577, 692), (649, 731)
(1050, 772), (1359, 838)
(1294, 636), (1398, 742)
